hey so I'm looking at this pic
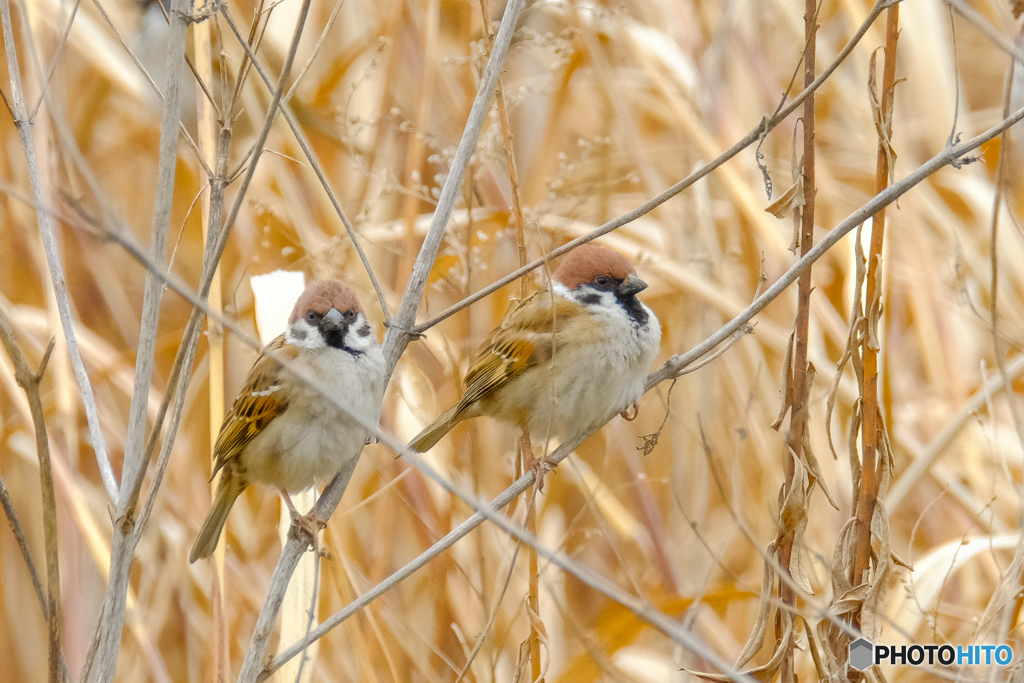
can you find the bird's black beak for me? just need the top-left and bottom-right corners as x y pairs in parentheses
(321, 308), (345, 331)
(617, 274), (648, 298)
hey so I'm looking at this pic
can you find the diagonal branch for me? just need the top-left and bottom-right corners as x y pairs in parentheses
(644, 100), (1024, 390)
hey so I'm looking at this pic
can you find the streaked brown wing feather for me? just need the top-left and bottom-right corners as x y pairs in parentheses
(455, 290), (577, 413)
(211, 336), (296, 477)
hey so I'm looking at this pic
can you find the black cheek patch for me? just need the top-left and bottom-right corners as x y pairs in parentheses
(291, 328), (307, 341)
(579, 293), (602, 305)
(358, 324), (371, 337)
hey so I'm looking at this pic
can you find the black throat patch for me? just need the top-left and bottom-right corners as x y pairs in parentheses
(322, 327), (363, 356)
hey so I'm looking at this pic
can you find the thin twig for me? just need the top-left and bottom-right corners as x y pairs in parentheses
(0, 0), (118, 501)
(453, 540), (523, 682)
(0, 470), (46, 614)
(28, 0), (80, 120)
(478, 0), (528, 296)
(0, 312), (62, 683)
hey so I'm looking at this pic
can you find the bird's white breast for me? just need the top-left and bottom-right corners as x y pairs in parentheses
(244, 343), (386, 493)
(529, 285), (660, 440)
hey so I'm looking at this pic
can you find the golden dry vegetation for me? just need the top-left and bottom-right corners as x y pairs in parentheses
(2, 0), (1024, 681)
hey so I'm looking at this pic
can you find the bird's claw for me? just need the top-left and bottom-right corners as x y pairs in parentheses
(288, 510), (327, 546)
(526, 454), (558, 493)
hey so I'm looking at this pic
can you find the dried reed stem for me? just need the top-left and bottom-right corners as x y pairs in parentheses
(777, 3), (818, 681)
(192, 14), (230, 682)
(852, 2), (899, 592)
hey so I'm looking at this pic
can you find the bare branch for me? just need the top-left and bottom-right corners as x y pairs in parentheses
(76, 0), (190, 678)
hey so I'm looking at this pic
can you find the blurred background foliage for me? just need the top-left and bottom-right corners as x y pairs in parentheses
(2, 0), (1024, 680)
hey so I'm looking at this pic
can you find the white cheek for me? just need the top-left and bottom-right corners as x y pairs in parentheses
(344, 316), (379, 352)
(286, 320), (325, 349)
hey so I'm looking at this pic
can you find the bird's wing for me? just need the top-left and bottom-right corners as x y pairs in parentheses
(456, 290), (578, 412)
(211, 336), (296, 478)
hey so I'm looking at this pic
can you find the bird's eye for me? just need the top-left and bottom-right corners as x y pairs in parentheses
(594, 276), (611, 288)
(344, 309), (358, 323)
(305, 311), (318, 324)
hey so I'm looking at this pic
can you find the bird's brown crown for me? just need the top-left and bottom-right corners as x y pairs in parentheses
(553, 243), (636, 289)
(288, 280), (362, 323)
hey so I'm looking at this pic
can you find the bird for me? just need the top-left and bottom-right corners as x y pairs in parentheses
(409, 242), (661, 488)
(189, 279), (386, 563)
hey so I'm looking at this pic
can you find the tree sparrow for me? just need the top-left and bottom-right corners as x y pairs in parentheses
(410, 243), (661, 487)
(189, 280), (386, 563)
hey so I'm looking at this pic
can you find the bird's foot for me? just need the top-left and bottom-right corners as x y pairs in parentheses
(281, 491), (327, 548)
(290, 510), (328, 545)
(525, 453), (558, 493)
(620, 402), (640, 421)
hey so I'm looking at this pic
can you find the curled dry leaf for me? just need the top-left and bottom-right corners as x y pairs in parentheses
(764, 177), (805, 220)
(733, 543), (777, 670)
(770, 332), (795, 431)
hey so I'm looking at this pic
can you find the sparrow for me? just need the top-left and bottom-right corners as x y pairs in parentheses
(189, 280), (386, 563)
(410, 243), (661, 488)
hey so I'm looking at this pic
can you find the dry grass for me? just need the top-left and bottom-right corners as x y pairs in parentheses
(3, 0), (1024, 681)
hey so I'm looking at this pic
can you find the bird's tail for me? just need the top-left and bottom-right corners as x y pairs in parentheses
(409, 405), (465, 452)
(189, 474), (247, 563)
